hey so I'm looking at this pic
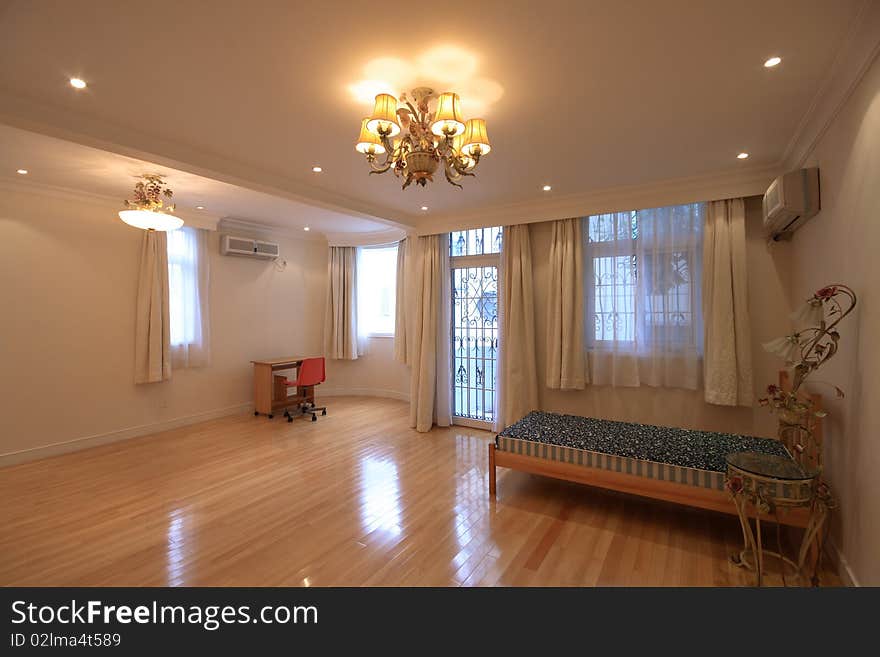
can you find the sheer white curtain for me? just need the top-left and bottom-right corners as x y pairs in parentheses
(167, 227), (211, 369)
(408, 234), (452, 432)
(703, 198), (753, 405)
(135, 230), (171, 383)
(584, 203), (703, 389)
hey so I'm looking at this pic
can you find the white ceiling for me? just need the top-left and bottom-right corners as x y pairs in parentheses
(0, 124), (398, 237)
(0, 0), (870, 233)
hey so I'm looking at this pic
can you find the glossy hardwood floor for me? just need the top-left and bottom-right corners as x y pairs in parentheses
(0, 397), (838, 586)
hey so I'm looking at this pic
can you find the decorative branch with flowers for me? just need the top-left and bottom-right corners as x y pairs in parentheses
(760, 284), (856, 470)
(123, 174), (175, 214)
(762, 284), (856, 394)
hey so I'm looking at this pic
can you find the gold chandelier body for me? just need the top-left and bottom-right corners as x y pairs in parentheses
(355, 87), (491, 189)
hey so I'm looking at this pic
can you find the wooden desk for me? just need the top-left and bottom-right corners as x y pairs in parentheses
(251, 357), (307, 417)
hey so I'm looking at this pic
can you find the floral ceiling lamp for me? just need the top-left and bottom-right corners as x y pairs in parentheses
(118, 174), (183, 231)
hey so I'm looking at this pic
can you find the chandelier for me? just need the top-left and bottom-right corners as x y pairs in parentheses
(354, 87), (491, 189)
(118, 174), (183, 231)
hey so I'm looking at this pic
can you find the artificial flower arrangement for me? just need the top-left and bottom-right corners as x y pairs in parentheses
(123, 174), (175, 213)
(761, 284), (857, 428)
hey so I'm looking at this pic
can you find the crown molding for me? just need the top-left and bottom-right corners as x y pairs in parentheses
(217, 217), (326, 242)
(0, 176), (222, 230)
(414, 164), (781, 235)
(0, 90), (416, 231)
(324, 227), (407, 246)
(782, 0), (880, 170)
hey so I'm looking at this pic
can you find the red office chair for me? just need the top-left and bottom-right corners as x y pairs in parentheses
(281, 357), (327, 423)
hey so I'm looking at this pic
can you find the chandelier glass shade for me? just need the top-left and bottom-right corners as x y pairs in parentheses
(355, 87), (491, 189)
(119, 209), (183, 231)
(119, 174), (182, 231)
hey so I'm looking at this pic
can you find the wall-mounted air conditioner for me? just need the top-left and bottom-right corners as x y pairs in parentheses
(221, 235), (280, 259)
(763, 167), (820, 241)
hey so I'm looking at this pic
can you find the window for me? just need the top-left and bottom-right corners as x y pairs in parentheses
(167, 227), (201, 348)
(166, 226), (210, 367)
(450, 226), (502, 425)
(450, 226), (503, 257)
(585, 203), (703, 353)
(357, 244), (398, 336)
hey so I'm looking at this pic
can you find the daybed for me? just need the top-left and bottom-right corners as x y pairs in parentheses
(488, 410), (812, 527)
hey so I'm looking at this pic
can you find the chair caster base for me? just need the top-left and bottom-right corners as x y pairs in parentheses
(321, 409), (327, 416)
(311, 414), (317, 422)
(254, 411), (259, 416)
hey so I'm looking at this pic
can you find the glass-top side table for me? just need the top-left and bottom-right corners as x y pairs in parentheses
(725, 451), (828, 586)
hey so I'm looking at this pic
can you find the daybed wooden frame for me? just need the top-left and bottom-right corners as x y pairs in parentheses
(488, 373), (819, 529)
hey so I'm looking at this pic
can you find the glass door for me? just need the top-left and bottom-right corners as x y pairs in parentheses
(449, 227), (502, 429)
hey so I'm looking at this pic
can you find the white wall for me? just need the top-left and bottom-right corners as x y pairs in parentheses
(783, 51), (880, 586)
(0, 187), (326, 464)
(324, 336), (410, 401)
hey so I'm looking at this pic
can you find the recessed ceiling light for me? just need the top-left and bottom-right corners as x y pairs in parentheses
(195, 206), (205, 210)
(69, 77), (87, 89)
(542, 185), (552, 191)
(311, 166), (322, 173)
(764, 56), (782, 68)
(304, 226), (310, 231)
(16, 168), (28, 175)
(421, 206), (428, 211)
(737, 152), (749, 159)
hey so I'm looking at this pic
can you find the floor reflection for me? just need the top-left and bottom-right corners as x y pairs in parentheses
(166, 508), (189, 586)
(359, 458), (402, 537)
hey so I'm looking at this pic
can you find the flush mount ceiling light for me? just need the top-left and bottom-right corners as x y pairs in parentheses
(303, 226), (310, 231)
(196, 205), (205, 210)
(764, 56), (782, 68)
(421, 206), (429, 211)
(542, 185), (552, 191)
(312, 166), (322, 172)
(118, 174), (183, 231)
(69, 77), (87, 89)
(355, 87), (491, 189)
(737, 152), (750, 159)
(16, 168), (28, 175)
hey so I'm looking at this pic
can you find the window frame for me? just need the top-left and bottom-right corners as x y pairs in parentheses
(583, 205), (703, 355)
(449, 227), (502, 430)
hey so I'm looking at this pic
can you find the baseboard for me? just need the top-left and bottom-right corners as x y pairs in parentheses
(826, 538), (860, 587)
(0, 402), (253, 468)
(320, 387), (410, 403)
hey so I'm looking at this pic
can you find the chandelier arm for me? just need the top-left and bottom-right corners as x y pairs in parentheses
(442, 160), (464, 189)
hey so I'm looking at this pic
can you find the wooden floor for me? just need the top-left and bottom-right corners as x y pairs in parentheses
(0, 397), (838, 586)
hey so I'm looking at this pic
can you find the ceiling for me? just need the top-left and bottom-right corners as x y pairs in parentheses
(0, 0), (870, 234)
(0, 124), (398, 237)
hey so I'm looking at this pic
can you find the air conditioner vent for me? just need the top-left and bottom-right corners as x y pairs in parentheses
(221, 235), (280, 259)
(254, 240), (280, 258)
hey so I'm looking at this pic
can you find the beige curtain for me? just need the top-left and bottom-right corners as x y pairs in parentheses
(408, 234), (452, 432)
(497, 224), (538, 429)
(703, 198), (753, 405)
(546, 218), (586, 389)
(393, 238), (408, 364)
(134, 230), (171, 384)
(324, 246), (359, 360)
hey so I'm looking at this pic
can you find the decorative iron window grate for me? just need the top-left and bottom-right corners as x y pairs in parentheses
(449, 226), (502, 424)
(452, 264), (498, 422)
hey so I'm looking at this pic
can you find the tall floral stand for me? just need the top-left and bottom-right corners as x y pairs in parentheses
(726, 451), (828, 586)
